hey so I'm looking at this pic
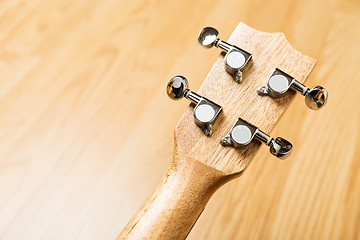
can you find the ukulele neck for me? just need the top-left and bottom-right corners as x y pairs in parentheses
(117, 148), (233, 240)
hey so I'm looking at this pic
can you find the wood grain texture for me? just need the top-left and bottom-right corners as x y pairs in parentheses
(118, 23), (315, 239)
(175, 22), (315, 174)
(118, 144), (232, 240)
(0, 0), (359, 239)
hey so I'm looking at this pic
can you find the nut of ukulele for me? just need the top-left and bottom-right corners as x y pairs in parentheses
(220, 118), (293, 159)
(198, 27), (252, 83)
(257, 68), (328, 110)
(167, 75), (222, 136)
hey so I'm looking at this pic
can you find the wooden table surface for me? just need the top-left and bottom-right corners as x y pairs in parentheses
(1, 0), (359, 239)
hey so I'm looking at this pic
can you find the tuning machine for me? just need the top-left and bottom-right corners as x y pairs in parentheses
(220, 118), (292, 159)
(198, 27), (252, 83)
(167, 76), (222, 136)
(257, 68), (328, 110)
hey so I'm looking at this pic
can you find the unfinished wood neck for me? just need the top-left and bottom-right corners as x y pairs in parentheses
(118, 22), (316, 239)
(117, 144), (236, 240)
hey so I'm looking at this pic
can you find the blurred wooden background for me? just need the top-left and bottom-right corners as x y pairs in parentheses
(0, 0), (359, 239)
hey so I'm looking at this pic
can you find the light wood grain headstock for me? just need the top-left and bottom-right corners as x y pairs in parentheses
(118, 22), (316, 240)
(175, 22), (316, 175)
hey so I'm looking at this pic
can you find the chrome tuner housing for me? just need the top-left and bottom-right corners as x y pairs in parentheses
(167, 76), (222, 136)
(257, 68), (328, 110)
(198, 27), (252, 83)
(220, 118), (293, 159)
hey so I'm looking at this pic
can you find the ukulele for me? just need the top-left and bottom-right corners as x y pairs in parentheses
(117, 22), (324, 240)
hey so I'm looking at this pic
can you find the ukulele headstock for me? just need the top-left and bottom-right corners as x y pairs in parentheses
(172, 22), (316, 175)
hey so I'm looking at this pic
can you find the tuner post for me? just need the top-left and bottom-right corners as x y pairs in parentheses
(184, 89), (201, 105)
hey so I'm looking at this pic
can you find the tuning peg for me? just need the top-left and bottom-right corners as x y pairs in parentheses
(198, 27), (252, 83)
(220, 118), (292, 159)
(167, 76), (222, 136)
(257, 68), (328, 110)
